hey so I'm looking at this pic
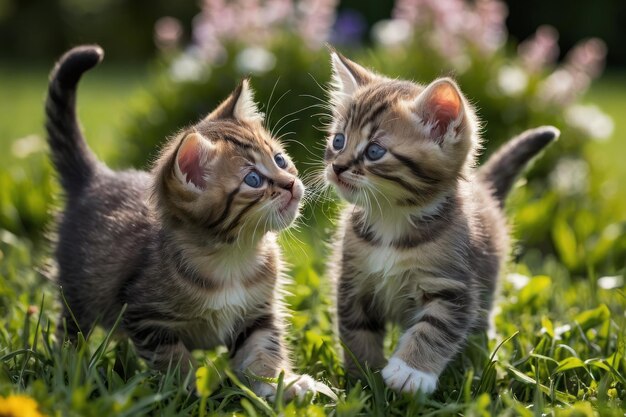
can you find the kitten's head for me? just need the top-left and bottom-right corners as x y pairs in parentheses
(324, 52), (480, 211)
(153, 79), (304, 243)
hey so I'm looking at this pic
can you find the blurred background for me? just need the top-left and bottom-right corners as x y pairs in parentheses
(2, 0), (626, 65)
(0, 0), (624, 279)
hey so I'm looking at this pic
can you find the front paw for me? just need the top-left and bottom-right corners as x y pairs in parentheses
(381, 358), (438, 394)
(253, 374), (321, 402)
(282, 374), (319, 401)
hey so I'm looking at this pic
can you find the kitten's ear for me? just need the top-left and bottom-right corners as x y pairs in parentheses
(205, 79), (264, 123)
(414, 78), (466, 144)
(174, 132), (216, 191)
(330, 51), (374, 98)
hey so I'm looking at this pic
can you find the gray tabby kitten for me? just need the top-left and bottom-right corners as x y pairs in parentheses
(324, 51), (558, 394)
(46, 45), (321, 399)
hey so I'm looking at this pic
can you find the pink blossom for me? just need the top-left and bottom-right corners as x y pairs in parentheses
(392, 0), (421, 23)
(191, 0), (337, 65)
(297, 0), (339, 48)
(518, 25), (560, 72)
(539, 37), (607, 105)
(471, 0), (508, 53)
(538, 68), (588, 105)
(154, 17), (183, 51)
(264, 0), (294, 25)
(565, 37), (607, 80)
(391, 0), (508, 62)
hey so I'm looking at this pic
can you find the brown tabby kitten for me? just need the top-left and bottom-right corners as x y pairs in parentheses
(46, 45), (320, 399)
(324, 51), (559, 394)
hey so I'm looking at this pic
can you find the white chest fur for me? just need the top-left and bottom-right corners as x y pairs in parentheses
(173, 235), (280, 348)
(365, 245), (418, 276)
(178, 270), (274, 349)
(344, 208), (455, 321)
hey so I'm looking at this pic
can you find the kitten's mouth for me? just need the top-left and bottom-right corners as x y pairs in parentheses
(277, 185), (303, 219)
(335, 176), (358, 193)
(279, 194), (299, 214)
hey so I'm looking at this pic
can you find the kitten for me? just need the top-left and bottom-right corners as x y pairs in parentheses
(324, 51), (558, 394)
(46, 45), (318, 399)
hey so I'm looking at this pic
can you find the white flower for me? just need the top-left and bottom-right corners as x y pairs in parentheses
(549, 157), (589, 195)
(372, 19), (412, 47)
(538, 69), (577, 104)
(497, 65), (528, 96)
(597, 275), (623, 290)
(506, 273), (530, 290)
(565, 104), (614, 141)
(236, 47), (276, 75)
(170, 51), (208, 82)
(12, 135), (45, 158)
(554, 324), (571, 338)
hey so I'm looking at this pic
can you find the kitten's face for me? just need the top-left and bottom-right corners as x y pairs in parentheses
(324, 52), (478, 210)
(155, 80), (304, 242)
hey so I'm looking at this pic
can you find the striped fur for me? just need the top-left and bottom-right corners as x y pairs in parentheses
(47, 46), (319, 399)
(324, 52), (558, 394)
(478, 126), (560, 207)
(46, 45), (102, 195)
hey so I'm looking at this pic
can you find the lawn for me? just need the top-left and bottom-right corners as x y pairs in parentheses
(0, 63), (624, 416)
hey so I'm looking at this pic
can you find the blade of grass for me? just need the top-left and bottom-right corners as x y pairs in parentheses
(88, 303), (127, 370)
(224, 368), (276, 417)
(474, 331), (519, 397)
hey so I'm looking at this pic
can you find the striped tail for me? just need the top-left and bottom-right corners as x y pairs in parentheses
(479, 126), (560, 207)
(46, 45), (103, 195)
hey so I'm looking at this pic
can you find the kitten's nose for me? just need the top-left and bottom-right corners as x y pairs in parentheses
(332, 164), (349, 176)
(279, 179), (295, 191)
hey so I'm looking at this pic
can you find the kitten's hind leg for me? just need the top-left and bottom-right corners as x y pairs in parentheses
(382, 281), (473, 394)
(229, 312), (318, 401)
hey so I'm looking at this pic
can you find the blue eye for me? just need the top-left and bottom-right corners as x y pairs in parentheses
(332, 133), (345, 150)
(244, 171), (263, 188)
(365, 143), (386, 161)
(274, 153), (287, 169)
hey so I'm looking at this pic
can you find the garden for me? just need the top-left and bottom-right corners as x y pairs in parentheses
(0, 0), (624, 415)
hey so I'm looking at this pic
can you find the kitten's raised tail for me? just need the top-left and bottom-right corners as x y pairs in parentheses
(46, 45), (104, 195)
(479, 126), (560, 207)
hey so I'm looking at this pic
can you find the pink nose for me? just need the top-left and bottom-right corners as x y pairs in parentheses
(280, 179), (295, 191)
(333, 164), (348, 176)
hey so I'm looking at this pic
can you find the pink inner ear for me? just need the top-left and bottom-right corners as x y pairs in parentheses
(177, 134), (207, 189)
(424, 83), (463, 140)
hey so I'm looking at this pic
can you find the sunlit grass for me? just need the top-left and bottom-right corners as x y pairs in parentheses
(0, 66), (624, 415)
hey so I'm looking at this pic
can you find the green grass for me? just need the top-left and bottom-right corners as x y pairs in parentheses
(0, 65), (624, 416)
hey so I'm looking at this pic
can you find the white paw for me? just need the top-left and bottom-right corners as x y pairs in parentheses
(253, 374), (327, 402)
(381, 358), (438, 394)
(282, 374), (317, 401)
(253, 381), (277, 398)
